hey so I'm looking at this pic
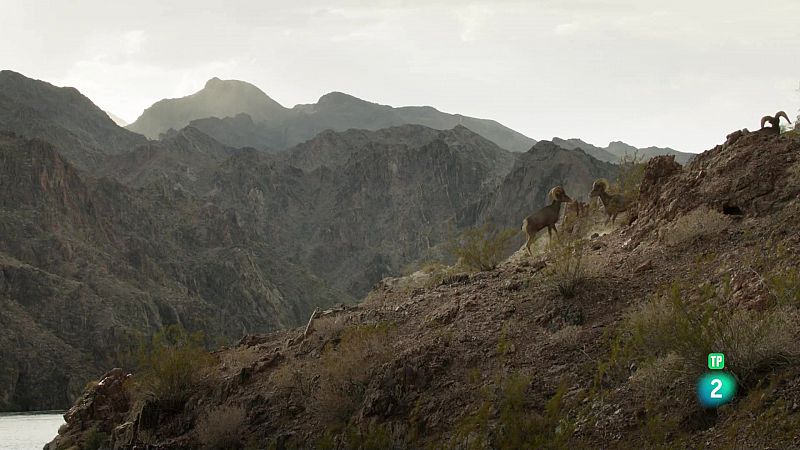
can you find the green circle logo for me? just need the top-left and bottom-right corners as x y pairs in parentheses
(696, 372), (736, 407)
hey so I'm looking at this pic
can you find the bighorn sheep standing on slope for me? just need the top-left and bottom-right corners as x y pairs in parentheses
(760, 111), (792, 133)
(589, 179), (629, 225)
(521, 186), (572, 256)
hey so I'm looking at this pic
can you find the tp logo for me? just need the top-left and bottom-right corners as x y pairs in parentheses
(708, 353), (724, 370)
(697, 353), (736, 408)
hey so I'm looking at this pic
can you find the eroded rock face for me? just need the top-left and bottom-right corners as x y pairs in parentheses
(45, 369), (131, 450)
(0, 133), (346, 411)
(635, 131), (800, 238)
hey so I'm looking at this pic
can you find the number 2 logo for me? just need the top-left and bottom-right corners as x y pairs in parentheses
(710, 378), (723, 398)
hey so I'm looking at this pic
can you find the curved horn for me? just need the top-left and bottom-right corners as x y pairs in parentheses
(548, 187), (560, 200)
(776, 111), (791, 123)
(761, 115), (772, 129)
(592, 179), (608, 191)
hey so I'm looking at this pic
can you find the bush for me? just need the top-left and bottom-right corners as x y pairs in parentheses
(545, 230), (587, 299)
(662, 207), (730, 247)
(134, 325), (213, 406)
(616, 150), (646, 202)
(316, 323), (393, 424)
(84, 427), (110, 450)
(450, 223), (517, 272)
(767, 267), (800, 307)
(622, 282), (799, 387)
(449, 373), (572, 450)
(197, 405), (247, 450)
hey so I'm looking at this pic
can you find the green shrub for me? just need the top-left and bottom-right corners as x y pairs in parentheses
(84, 427), (109, 450)
(134, 325), (213, 406)
(449, 373), (572, 450)
(621, 282), (799, 387)
(767, 267), (800, 307)
(450, 223), (517, 272)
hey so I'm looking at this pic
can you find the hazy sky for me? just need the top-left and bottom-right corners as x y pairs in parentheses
(2, 0), (799, 152)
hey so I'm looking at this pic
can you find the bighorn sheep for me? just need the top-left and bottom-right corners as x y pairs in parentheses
(521, 186), (572, 256)
(589, 179), (629, 225)
(760, 111), (791, 133)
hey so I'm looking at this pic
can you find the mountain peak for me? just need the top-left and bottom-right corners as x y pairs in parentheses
(128, 78), (288, 139)
(317, 91), (371, 106)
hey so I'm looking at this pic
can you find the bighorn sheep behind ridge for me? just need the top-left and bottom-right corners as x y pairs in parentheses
(760, 111), (792, 133)
(521, 186), (572, 256)
(589, 179), (629, 225)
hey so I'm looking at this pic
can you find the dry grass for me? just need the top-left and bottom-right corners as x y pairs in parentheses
(316, 323), (393, 424)
(662, 207), (730, 247)
(313, 315), (348, 340)
(545, 212), (590, 299)
(196, 405), (247, 450)
(549, 325), (582, 349)
(628, 352), (689, 402)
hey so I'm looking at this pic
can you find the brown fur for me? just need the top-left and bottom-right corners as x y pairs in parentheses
(521, 186), (572, 256)
(589, 179), (629, 225)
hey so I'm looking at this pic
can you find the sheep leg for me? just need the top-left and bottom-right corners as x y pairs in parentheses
(525, 235), (533, 256)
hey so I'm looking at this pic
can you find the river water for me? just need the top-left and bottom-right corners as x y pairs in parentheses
(0, 412), (64, 450)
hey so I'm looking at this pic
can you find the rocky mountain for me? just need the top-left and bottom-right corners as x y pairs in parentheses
(0, 72), (633, 413)
(0, 71), (147, 169)
(203, 124), (519, 296)
(0, 132), (348, 411)
(552, 137), (694, 164)
(128, 78), (536, 152)
(127, 77), (289, 140)
(105, 112), (128, 127)
(49, 129), (800, 449)
(469, 140), (619, 230)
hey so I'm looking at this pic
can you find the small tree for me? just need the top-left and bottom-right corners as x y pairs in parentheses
(134, 325), (213, 407)
(450, 223), (518, 272)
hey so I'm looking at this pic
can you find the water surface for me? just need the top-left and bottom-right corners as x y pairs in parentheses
(0, 412), (64, 450)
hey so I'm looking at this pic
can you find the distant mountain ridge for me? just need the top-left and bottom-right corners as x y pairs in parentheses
(0, 70), (147, 169)
(128, 78), (537, 152)
(552, 137), (693, 164)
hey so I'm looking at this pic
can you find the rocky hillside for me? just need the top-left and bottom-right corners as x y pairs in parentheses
(0, 132), (347, 411)
(0, 71), (147, 169)
(552, 137), (694, 164)
(203, 124), (519, 296)
(48, 128), (800, 449)
(467, 140), (619, 229)
(128, 78), (536, 152)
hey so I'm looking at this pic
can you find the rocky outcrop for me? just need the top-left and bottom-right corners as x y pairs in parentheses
(635, 130), (800, 236)
(45, 369), (132, 450)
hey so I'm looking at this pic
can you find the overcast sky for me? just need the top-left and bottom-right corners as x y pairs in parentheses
(2, 0), (799, 152)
